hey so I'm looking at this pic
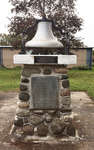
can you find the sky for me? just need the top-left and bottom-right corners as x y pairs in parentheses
(0, 0), (94, 47)
(76, 0), (94, 47)
(0, 0), (12, 34)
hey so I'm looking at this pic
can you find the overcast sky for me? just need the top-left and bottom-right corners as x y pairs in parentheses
(0, 0), (94, 47)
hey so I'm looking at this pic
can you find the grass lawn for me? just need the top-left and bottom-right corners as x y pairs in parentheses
(0, 66), (94, 100)
(0, 67), (21, 91)
(68, 66), (94, 100)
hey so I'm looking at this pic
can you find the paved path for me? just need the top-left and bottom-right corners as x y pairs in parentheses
(0, 92), (94, 150)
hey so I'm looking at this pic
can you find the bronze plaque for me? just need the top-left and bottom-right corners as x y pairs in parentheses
(31, 76), (59, 109)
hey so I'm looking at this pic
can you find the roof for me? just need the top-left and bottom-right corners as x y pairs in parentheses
(71, 47), (93, 50)
(0, 46), (13, 48)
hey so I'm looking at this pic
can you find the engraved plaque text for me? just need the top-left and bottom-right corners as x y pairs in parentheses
(31, 76), (59, 109)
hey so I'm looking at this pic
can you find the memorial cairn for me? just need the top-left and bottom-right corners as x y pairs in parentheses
(10, 19), (80, 143)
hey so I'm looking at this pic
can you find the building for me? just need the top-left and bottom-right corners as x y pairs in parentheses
(69, 47), (92, 69)
(0, 46), (20, 68)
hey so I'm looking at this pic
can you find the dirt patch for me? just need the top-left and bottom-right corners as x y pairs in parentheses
(0, 92), (94, 150)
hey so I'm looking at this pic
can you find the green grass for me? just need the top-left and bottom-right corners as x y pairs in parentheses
(0, 66), (94, 100)
(69, 65), (94, 100)
(0, 67), (21, 91)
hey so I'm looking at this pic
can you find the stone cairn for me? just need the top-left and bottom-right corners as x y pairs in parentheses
(10, 64), (80, 142)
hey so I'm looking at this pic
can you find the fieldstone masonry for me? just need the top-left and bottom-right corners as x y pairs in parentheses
(11, 64), (80, 142)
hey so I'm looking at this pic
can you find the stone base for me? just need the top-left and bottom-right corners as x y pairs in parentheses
(10, 111), (81, 143)
(10, 65), (80, 142)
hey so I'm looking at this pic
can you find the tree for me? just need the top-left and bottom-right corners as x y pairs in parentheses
(9, 0), (84, 50)
(0, 33), (22, 48)
(0, 34), (11, 46)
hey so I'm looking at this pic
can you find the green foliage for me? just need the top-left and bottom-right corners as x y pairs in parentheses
(0, 34), (11, 46)
(0, 34), (22, 48)
(9, 0), (84, 48)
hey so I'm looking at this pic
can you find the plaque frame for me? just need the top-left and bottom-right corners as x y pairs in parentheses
(31, 76), (59, 110)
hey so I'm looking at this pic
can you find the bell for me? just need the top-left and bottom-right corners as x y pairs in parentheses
(25, 20), (63, 48)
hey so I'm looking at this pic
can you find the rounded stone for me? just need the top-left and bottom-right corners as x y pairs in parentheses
(23, 118), (29, 124)
(19, 93), (30, 101)
(16, 108), (30, 117)
(64, 116), (72, 126)
(50, 118), (65, 135)
(30, 68), (41, 74)
(17, 101), (29, 108)
(14, 118), (23, 127)
(45, 113), (52, 123)
(67, 126), (75, 137)
(72, 120), (81, 129)
(62, 80), (70, 88)
(71, 113), (81, 129)
(23, 126), (34, 136)
(21, 78), (29, 83)
(32, 110), (44, 115)
(60, 108), (72, 113)
(61, 104), (71, 111)
(54, 68), (68, 74)
(22, 69), (32, 77)
(37, 123), (48, 137)
(48, 110), (57, 115)
(43, 68), (52, 75)
(71, 113), (80, 122)
(24, 65), (41, 74)
(61, 74), (68, 80)
(20, 85), (28, 91)
(60, 96), (71, 106)
(60, 89), (70, 96)
(30, 114), (44, 126)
